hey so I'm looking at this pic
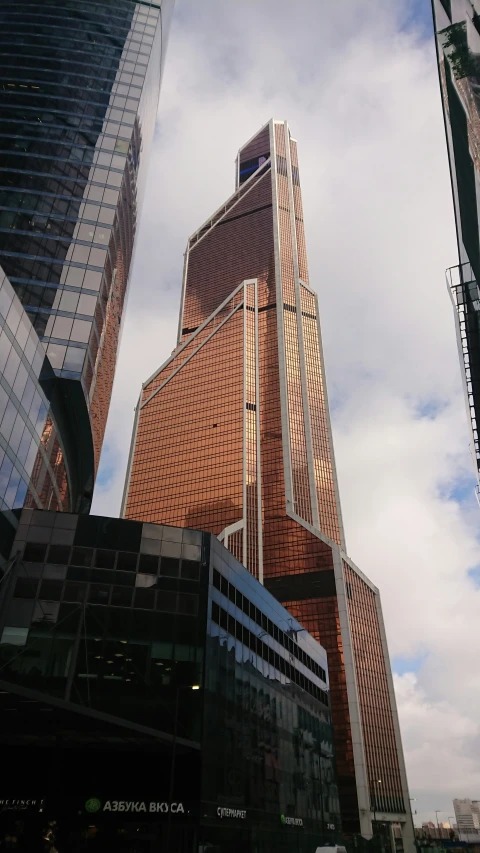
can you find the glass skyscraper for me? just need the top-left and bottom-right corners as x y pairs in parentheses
(0, 0), (173, 535)
(122, 119), (414, 847)
(432, 0), (480, 498)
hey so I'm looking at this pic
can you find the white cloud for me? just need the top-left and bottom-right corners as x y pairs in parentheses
(395, 672), (480, 820)
(92, 0), (480, 821)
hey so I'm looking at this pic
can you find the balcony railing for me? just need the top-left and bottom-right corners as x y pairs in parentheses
(446, 262), (480, 479)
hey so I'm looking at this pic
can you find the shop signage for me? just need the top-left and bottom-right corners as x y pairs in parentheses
(280, 814), (304, 827)
(217, 807), (247, 819)
(85, 799), (184, 814)
(0, 799), (44, 813)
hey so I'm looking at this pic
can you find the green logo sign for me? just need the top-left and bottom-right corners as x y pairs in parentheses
(280, 814), (286, 824)
(85, 798), (102, 814)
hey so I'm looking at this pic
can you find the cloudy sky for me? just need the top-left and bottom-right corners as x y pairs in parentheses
(91, 0), (480, 825)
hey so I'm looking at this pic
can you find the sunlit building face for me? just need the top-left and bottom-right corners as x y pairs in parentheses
(123, 119), (414, 847)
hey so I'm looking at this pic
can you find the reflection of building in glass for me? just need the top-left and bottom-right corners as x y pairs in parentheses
(0, 510), (341, 852)
(123, 119), (414, 847)
(0, 0), (174, 520)
(432, 0), (480, 498)
(0, 266), (70, 560)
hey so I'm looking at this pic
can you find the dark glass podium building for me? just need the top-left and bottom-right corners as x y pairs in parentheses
(0, 0), (173, 533)
(0, 510), (341, 853)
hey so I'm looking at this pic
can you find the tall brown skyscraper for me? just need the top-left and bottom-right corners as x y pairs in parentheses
(123, 119), (414, 846)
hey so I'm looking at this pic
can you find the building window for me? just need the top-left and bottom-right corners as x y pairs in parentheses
(48, 545), (71, 564)
(116, 552), (137, 571)
(94, 549), (116, 570)
(14, 578), (39, 599)
(24, 542), (47, 562)
(209, 600), (329, 707)
(181, 560), (200, 581)
(139, 553), (158, 574)
(239, 152), (269, 184)
(71, 546), (93, 567)
(0, 626), (28, 646)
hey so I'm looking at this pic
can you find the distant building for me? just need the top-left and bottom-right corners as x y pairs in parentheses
(418, 824), (455, 841)
(454, 799), (480, 833)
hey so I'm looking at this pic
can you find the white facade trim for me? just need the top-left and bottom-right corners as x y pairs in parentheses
(219, 519), (245, 552)
(332, 545), (372, 840)
(142, 280), (245, 397)
(254, 278), (264, 584)
(121, 392), (142, 517)
(242, 278), (263, 578)
(341, 550), (379, 595)
(270, 119), (294, 514)
(234, 115), (272, 191)
(238, 118), (272, 159)
(284, 121), (320, 530)
(286, 507), (338, 551)
(187, 158), (271, 250)
(142, 301), (243, 408)
(299, 278), (315, 295)
(242, 280), (248, 564)
(176, 246), (190, 344)
(374, 592), (415, 853)
(313, 290), (347, 551)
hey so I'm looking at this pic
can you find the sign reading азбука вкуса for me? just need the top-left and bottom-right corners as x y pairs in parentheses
(85, 799), (185, 815)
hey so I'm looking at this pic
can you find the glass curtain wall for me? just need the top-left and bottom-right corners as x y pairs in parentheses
(0, 0), (172, 487)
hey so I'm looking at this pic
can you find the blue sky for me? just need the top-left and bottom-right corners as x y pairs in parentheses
(468, 566), (480, 586)
(393, 652), (429, 676)
(404, 0), (435, 38)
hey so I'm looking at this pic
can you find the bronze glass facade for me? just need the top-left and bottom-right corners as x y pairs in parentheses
(432, 0), (480, 496)
(123, 120), (414, 846)
(0, 0), (173, 515)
